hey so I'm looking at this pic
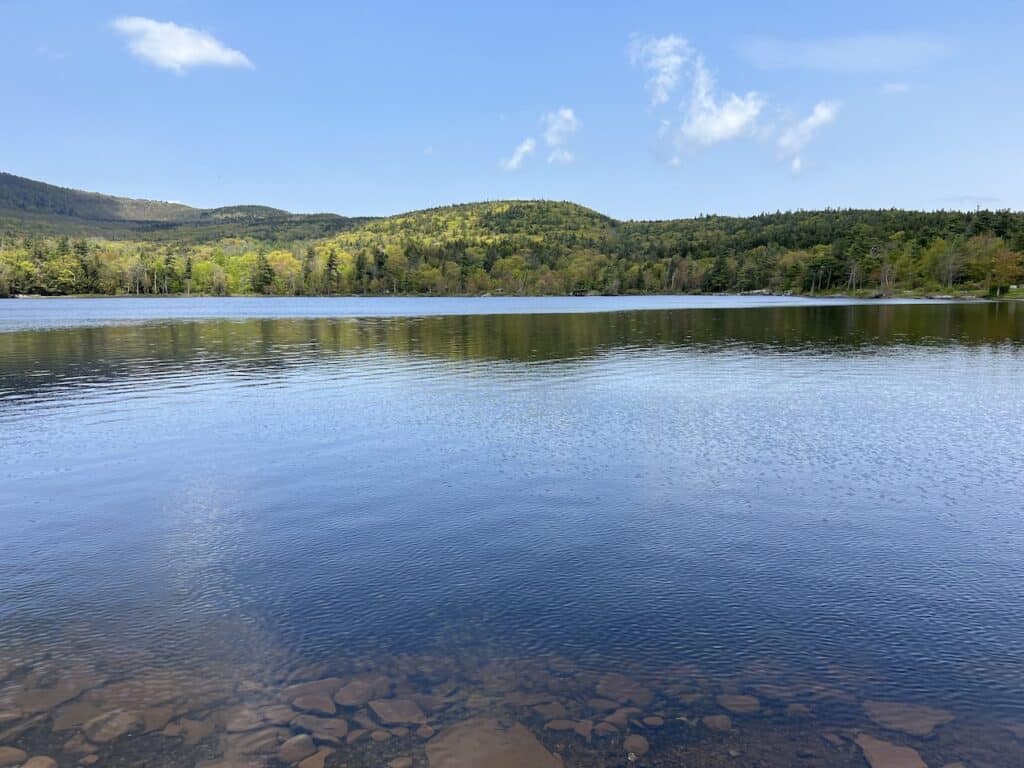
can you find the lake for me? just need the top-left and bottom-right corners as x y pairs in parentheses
(1, 296), (1022, 767)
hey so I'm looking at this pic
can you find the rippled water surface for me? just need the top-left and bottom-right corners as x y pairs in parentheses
(1, 297), (1023, 767)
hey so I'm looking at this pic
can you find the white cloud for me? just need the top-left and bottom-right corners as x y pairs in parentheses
(777, 101), (841, 172)
(112, 17), (253, 73)
(742, 34), (950, 73)
(680, 56), (765, 146)
(542, 108), (580, 147)
(629, 34), (691, 106)
(547, 148), (574, 165)
(631, 36), (764, 157)
(881, 81), (911, 95)
(502, 137), (536, 171)
(501, 108), (579, 169)
(541, 107), (580, 164)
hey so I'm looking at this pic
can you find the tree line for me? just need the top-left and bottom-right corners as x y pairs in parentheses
(1, 203), (1022, 297)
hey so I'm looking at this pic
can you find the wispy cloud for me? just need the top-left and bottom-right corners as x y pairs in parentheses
(501, 137), (537, 171)
(881, 81), (911, 95)
(681, 56), (765, 146)
(631, 35), (765, 159)
(741, 34), (950, 73)
(112, 17), (253, 73)
(502, 108), (580, 169)
(778, 101), (841, 172)
(633, 33), (844, 172)
(629, 34), (691, 106)
(542, 107), (580, 164)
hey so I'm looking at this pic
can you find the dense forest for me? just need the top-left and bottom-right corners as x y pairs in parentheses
(1, 173), (1022, 298)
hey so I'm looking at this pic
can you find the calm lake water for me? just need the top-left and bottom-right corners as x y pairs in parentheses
(1, 296), (1023, 767)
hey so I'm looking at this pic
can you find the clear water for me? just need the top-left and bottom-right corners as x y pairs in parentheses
(1, 297), (1022, 767)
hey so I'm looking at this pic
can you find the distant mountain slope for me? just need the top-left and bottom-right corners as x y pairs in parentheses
(2, 172), (1022, 298)
(0, 172), (367, 241)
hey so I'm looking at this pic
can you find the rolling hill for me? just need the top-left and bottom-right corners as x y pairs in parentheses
(0, 172), (368, 241)
(1, 171), (1021, 298)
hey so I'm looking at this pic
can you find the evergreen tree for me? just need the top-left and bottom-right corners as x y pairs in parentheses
(252, 254), (275, 293)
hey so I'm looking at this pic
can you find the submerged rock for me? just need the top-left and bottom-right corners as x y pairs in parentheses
(220, 726), (287, 756)
(855, 734), (927, 768)
(278, 734), (316, 764)
(290, 713), (349, 743)
(534, 701), (567, 720)
(143, 705), (176, 732)
(258, 705), (297, 726)
(702, 714), (733, 732)
(863, 700), (954, 737)
(224, 707), (266, 733)
(0, 747), (27, 767)
(283, 678), (344, 702)
(411, 693), (448, 714)
(595, 674), (654, 707)
(334, 675), (391, 707)
(717, 694), (760, 714)
(370, 698), (427, 725)
(22, 758), (58, 768)
(594, 722), (618, 737)
(624, 734), (650, 756)
(15, 678), (94, 714)
(52, 701), (103, 731)
(586, 698), (619, 713)
(179, 718), (215, 746)
(389, 759), (413, 768)
(61, 733), (97, 755)
(603, 707), (641, 728)
(334, 680), (375, 707)
(642, 716), (664, 727)
(544, 719), (576, 731)
(297, 747), (334, 768)
(426, 718), (563, 768)
(83, 709), (144, 743)
(291, 694), (336, 717)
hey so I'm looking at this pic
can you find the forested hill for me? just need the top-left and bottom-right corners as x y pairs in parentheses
(1, 172), (1022, 297)
(0, 172), (365, 241)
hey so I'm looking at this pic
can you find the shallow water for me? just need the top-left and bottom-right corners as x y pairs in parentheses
(1, 297), (1023, 767)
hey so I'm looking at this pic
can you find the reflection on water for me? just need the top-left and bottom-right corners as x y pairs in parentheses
(1, 299), (1023, 767)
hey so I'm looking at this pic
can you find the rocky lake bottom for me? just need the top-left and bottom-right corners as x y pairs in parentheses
(2, 298), (1023, 767)
(3, 645), (1023, 768)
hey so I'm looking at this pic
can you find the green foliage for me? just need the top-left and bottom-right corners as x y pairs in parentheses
(0, 172), (368, 242)
(1, 174), (1022, 297)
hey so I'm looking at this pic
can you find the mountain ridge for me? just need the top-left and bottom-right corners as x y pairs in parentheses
(7, 171), (1023, 243)
(0, 172), (370, 241)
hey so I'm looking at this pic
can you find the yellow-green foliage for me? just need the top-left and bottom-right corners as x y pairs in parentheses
(1, 203), (1022, 297)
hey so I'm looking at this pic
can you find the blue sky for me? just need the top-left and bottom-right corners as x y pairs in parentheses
(2, 1), (1022, 219)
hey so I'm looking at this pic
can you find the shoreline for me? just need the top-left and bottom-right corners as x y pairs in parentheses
(3, 290), (999, 302)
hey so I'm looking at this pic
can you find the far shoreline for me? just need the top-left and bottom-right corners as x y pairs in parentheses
(2, 290), (1000, 302)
